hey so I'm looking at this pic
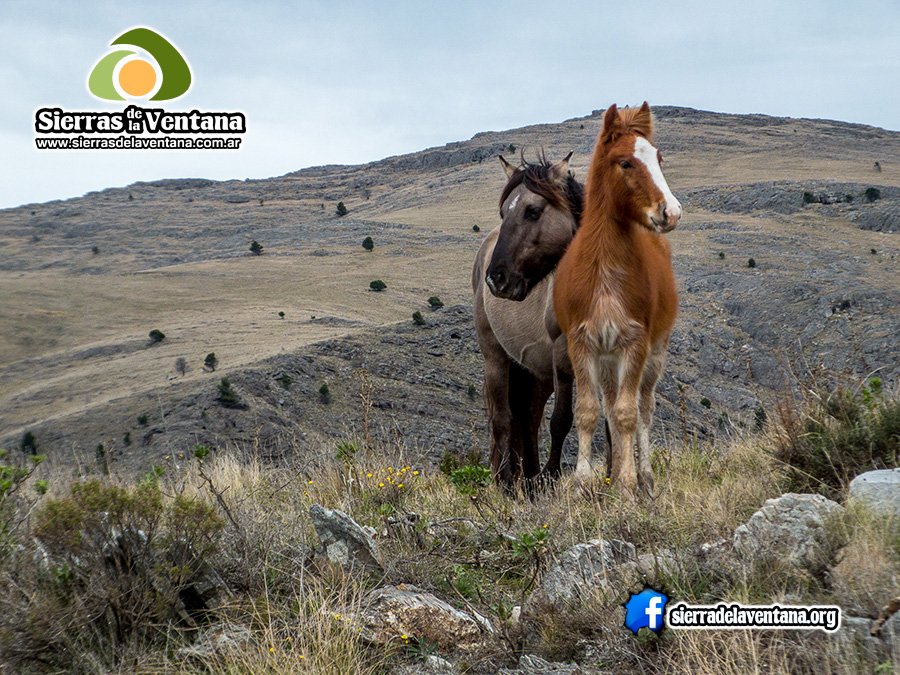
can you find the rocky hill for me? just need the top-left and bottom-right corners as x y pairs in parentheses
(0, 106), (897, 474)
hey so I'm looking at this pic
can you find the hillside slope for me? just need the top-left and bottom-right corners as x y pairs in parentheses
(0, 106), (897, 472)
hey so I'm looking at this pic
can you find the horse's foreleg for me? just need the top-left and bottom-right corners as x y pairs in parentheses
(545, 369), (573, 480)
(607, 344), (648, 496)
(483, 354), (514, 489)
(569, 337), (600, 481)
(637, 345), (666, 495)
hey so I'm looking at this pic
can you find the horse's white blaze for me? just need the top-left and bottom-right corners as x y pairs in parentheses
(509, 194), (520, 211)
(633, 136), (681, 220)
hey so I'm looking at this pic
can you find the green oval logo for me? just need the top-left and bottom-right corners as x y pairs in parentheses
(88, 27), (192, 102)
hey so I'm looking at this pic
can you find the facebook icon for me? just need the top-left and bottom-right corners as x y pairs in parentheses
(623, 587), (670, 634)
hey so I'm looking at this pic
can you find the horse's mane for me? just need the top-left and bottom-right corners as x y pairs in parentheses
(601, 104), (654, 144)
(499, 153), (584, 226)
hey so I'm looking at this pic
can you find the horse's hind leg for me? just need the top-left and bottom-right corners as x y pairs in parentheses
(636, 344), (666, 495)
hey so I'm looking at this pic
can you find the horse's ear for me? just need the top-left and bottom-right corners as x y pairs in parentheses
(549, 151), (574, 183)
(499, 155), (517, 179)
(633, 101), (654, 140)
(601, 104), (621, 145)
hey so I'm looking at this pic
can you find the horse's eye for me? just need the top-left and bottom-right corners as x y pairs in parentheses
(619, 160), (633, 169)
(524, 206), (542, 221)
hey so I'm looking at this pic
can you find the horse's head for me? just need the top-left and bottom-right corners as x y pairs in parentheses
(596, 102), (682, 233)
(486, 152), (582, 301)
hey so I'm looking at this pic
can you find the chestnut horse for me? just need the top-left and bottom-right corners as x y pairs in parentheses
(473, 153), (582, 488)
(554, 102), (681, 496)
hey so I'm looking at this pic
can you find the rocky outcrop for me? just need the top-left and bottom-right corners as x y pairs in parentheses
(848, 469), (900, 517)
(525, 539), (637, 612)
(733, 493), (844, 573)
(309, 504), (384, 575)
(177, 624), (253, 660)
(358, 584), (491, 652)
(498, 654), (602, 674)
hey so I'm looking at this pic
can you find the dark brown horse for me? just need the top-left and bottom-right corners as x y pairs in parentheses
(472, 153), (586, 488)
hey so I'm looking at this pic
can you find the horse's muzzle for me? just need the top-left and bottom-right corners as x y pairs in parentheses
(486, 270), (527, 301)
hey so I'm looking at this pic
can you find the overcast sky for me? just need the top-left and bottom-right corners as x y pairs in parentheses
(2, 0), (898, 208)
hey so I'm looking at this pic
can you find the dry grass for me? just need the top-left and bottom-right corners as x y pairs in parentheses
(1, 391), (897, 673)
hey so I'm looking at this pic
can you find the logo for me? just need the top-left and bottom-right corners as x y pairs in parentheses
(624, 586), (669, 635)
(34, 26), (244, 152)
(88, 27), (191, 102)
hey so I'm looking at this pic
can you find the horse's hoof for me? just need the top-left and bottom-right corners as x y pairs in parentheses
(638, 472), (655, 498)
(540, 465), (562, 483)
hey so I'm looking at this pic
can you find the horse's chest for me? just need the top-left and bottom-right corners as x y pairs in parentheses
(484, 284), (555, 378)
(583, 288), (642, 354)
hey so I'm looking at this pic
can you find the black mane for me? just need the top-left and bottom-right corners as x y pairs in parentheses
(499, 153), (584, 226)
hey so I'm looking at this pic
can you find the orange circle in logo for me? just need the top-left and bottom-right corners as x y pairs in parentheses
(118, 59), (157, 97)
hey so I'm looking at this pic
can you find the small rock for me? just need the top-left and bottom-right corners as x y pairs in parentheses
(848, 469), (900, 517)
(393, 654), (455, 674)
(833, 614), (899, 662)
(733, 493), (844, 573)
(177, 624), (252, 659)
(525, 539), (637, 612)
(636, 549), (679, 580)
(309, 504), (384, 575)
(498, 654), (595, 674)
(358, 584), (489, 652)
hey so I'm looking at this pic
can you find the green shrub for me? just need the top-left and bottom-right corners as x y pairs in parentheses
(1, 478), (225, 672)
(412, 311), (426, 326)
(369, 280), (387, 292)
(278, 310), (285, 319)
(427, 296), (444, 309)
(700, 397), (712, 409)
(249, 240), (263, 255)
(803, 191), (816, 204)
(336, 201), (348, 217)
(275, 372), (292, 389)
(336, 440), (359, 464)
(775, 381), (899, 499)
(472, 224), (480, 233)
(362, 236), (374, 251)
(448, 465), (492, 495)
(217, 377), (245, 409)
(319, 383), (332, 404)
(148, 329), (166, 344)
(20, 431), (37, 456)
(864, 187), (881, 202)
(747, 258), (756, 268)
(204, 352), (218, 372)
(137, 414), (149, 426)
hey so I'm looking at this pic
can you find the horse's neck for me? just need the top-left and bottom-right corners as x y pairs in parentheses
(580, 186), (634, 267)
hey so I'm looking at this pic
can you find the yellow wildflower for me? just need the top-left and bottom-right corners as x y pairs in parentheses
(412, 470), (419, 476)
